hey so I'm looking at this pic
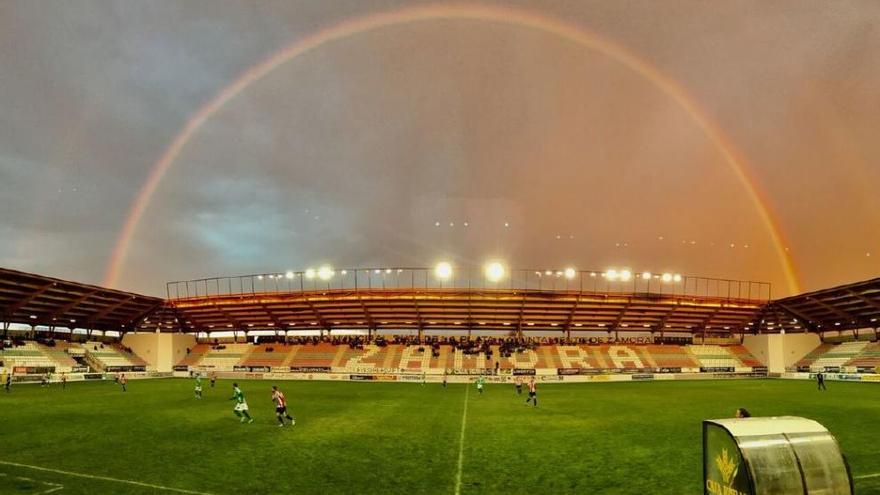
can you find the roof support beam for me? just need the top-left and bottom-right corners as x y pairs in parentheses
(49, 289), (99, 322)
(126, 301), (165, 331)
(847, 290), (880, 313)
(610, 301), (630, 332)
(657, 305), (677, 332)
(563, 295), (581, 333)
(303, 297), (330, 331)
(774, 303), (819, 332)
(260, 304), (284, 329)
(356, 295), (375, 330)
(4, 281), (56, 317)
(85, 296), (138, 329)
(412, 295), (422, 334)
(805, 296), (853, 321)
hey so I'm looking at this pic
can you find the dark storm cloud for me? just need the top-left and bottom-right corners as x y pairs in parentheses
(1, 0), (878, 295)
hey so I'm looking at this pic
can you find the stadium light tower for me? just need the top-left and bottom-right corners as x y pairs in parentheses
(434, 261), (453, 281)
(285, 271), (295, 279)
(485, 261), (506, 283)
(564, 267), (576, 279)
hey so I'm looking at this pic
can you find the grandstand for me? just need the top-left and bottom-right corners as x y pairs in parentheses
(174, 341), (763, 374)
(239, 344), (289, 368)
(793, 343), (836, 370)
(844, 342), (880, 369)
(189, 343), (252, 370)
(2, 267), (878, 382)
(81, 342), (147, 371)
(0, 342), (67, 372)
(35, 342), (80, 371)
(791, 341), (880, 371)
(687, 345), (748, 369)
(641, 344), (699, 368)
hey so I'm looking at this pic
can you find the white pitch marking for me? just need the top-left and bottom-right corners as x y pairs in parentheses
(0, 461), (213, 494)
(454, 384), (470, 495)
(37, 484), (65, 495)
(855, 472), (880, 480)
(0, 472), (64, 494)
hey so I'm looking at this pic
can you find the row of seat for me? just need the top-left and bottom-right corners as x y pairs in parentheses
(180, 343), (762, 371)
(0, 341), (148, 373)
(0, 342), (77, 372)
(82, 342), (147, 368)
(794, 341), (880, 370)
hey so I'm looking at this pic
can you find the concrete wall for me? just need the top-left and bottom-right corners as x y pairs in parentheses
(743, 333), (821, 373)
(122, 333), (160, 369)
(780, 333), (822, 368)
(162, 333), (196, 371)
(122, 333), (196, 372)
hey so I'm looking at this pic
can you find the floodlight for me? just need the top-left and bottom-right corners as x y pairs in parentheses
(485, 261), (506, 282)
(564, 267), (577, 279)
(317, 266), (334, 281)
(434, 262), (453, 280)
(305, 268), (316, 279)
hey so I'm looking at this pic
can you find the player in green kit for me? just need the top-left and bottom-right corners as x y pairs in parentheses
(230, 383), (254, 423)
(476, 375), (485, 394)
(194, 374), (203, 399)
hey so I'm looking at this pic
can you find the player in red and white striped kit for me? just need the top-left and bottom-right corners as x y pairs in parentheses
(271, 386), (295, 427)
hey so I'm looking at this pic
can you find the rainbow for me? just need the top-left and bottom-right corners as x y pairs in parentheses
(104, 3), (800, 294)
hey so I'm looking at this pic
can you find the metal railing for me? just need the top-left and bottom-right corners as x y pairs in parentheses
(166, 267), (771, 303)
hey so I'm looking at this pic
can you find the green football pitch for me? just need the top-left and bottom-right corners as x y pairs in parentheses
(1, 378), (878, 495)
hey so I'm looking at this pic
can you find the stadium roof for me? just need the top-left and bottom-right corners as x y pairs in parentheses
(760, 277), (880, 333)
(2, 267), (880, 335)
(0, 267), (163, 332)
(148, 289), (764, 334)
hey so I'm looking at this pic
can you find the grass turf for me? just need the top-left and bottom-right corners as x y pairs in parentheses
(0, 378), (878, 494)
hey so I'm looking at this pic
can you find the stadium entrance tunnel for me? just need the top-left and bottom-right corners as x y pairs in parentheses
(703, 417), (852, 495)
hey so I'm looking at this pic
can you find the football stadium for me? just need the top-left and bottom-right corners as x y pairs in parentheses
(2, 2), (879, 495)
